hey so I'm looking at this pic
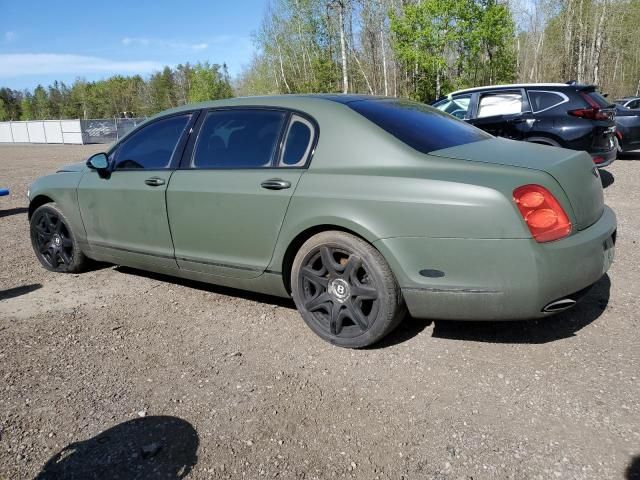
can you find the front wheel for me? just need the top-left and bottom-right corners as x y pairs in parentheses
(30, 203), (89, 273)
(291, 231), (406, 348)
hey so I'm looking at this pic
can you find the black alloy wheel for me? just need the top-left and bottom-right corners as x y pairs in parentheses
(291, 231), (405, 348)
(30, 203), (88, 273)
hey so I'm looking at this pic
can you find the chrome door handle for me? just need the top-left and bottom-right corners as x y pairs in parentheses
(145, 177), (165, 187)
(261, 179), (291, 190)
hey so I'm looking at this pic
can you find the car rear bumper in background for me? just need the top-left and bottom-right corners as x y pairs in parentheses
(591, 145), (617, 167)
(374, 206), (617, 321)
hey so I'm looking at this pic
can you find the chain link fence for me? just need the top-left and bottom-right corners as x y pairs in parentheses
(80, 118), (147, 144)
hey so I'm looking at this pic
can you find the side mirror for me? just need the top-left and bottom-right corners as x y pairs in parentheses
(87, 152), (109, 171)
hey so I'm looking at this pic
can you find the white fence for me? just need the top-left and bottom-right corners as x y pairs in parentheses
(0, 120), (84, 144)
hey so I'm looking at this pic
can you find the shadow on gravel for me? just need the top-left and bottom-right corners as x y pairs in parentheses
(115, 266), (297, 310)
(0, 283), (42, 301)
(430, 274), (610, 344)
(600, 169), (614, 188)
(35, 416), (198, 479)
(0, 206), (28, 218)
(627, 456), (640, 479)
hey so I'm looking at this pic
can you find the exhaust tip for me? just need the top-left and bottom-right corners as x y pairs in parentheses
(542, 298), (577, 313)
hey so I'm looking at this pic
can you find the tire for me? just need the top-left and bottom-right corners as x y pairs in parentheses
(291, 231), (406, 348)
(30, 202), (89, 273)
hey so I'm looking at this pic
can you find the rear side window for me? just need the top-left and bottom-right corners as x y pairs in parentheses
(279, 116), (315, 167)
(113, 114), (191, 170)
(192, 109), (286, 168)
(477, 92), (523, 118)
(348, 99), (490, 154)
(528, 91), (568, 113)
(433, 95), (472, 119)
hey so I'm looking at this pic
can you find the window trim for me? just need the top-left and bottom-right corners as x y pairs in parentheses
(179, 106), (319, 171)
(278, 114), (316, 168)
(107, 111), (199, 172)
(526, 90), (569, 114)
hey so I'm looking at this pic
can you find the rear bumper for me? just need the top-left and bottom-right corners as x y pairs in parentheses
(590, 146), (617, 167)
(375, 206), (617, 321)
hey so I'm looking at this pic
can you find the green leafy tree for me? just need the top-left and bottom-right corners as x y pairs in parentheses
(188, 62), (233, 103)
(20, 95), (34, 120)
(0, 98), (9, 121)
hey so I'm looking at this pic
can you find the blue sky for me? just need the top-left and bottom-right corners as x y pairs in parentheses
(0, 0), (266, 90)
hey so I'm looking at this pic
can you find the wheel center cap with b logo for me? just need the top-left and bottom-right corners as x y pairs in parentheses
(328, 278), (350, 303)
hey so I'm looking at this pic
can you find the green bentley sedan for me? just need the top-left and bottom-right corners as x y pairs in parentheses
(27, 95), (616, 348)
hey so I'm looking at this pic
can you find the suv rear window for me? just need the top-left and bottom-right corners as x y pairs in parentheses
(348, 99), (490, 154)
(586, 91), (613, 108)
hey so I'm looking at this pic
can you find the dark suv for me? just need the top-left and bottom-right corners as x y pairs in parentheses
(432, 83), (617, 167)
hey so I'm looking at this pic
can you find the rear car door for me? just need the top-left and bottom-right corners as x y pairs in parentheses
(78, 113), (195, 268)
(468, 89), (531, 140)
(167, 108), (317, 278)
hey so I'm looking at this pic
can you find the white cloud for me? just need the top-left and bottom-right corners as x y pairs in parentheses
(120, 37), (209, 51)
(4, 31), (16, 42)
(121, 37), (150, 46)
(0, 53), (163, 78)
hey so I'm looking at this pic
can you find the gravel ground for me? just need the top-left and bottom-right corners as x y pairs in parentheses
(0, 143), (639, 480)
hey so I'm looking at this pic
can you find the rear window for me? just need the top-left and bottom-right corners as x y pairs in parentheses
(348, 99), (490, 154)
(586, 91), (613, 108)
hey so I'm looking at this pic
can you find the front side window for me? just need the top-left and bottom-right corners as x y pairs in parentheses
(528, 90), (568, 113)
(433, 95), (472, 119)
(348, 99), (491, 154)
(477, 92), (523, 118)
(279, 116), (315, 167)
(113, 114), (191, 170)
(192, 109), (286, 168)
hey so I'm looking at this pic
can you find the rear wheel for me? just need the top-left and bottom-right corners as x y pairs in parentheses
(291, 231), (406, 348)
(30, 203), (89, 273)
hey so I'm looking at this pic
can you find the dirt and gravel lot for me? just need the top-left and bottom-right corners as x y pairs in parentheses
(0, 143), (639, 480)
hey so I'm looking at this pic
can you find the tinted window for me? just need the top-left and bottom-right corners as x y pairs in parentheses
(349, 99), (490, 154)
(587, 91), (613, 108)
(528, 91), (567, 113)
(113, 114), (191, 170)
(280, 117), (314, 167)
(192, 109), (286, 168)
(477, 92), (523, 118)
(628, 99), (640, 109)
(433, 95), (471, 119)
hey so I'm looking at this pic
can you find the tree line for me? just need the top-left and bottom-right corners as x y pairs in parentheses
(238, 0), (640, 101)
(0, 62), (233, 121)
(2, 0), (639, 121)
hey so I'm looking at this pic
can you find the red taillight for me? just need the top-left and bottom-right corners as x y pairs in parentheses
(568, 92), (610, 120)
(513, 185), (572, 242)
(592, 156), (605, 164)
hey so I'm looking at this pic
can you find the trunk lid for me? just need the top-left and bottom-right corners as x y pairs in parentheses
(430, 138), (605, 230)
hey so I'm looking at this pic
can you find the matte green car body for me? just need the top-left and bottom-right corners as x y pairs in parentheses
(28, 95), (616, 321)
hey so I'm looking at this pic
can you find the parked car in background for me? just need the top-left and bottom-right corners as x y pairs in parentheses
(27, 95), (616, 348)
(614, 104), (640, 152)
(614, 97), (640, 109)
(432, 82), (617, 167)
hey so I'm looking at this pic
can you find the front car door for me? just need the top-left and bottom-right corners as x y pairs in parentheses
(468, 89), (530, 140)
(167, 108), (317, 278)
(78, 112), (195, 269)
(432, 94), (472, 120)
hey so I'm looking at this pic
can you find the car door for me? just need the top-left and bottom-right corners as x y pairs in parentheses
(167, 108), (317, 279)
(78, 112), (195, 269)
(432, 94), (472, 119)
(468, 89), (530, 140)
